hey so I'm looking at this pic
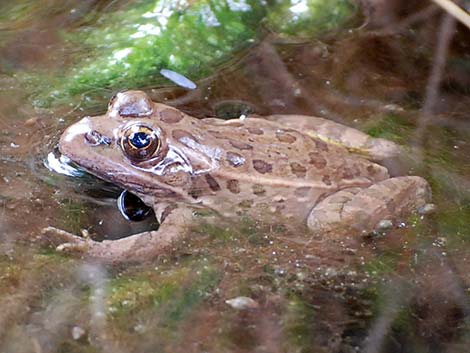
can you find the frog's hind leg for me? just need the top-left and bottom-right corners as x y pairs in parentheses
(264, 114), (399, 161)
(42, 207), (194, 264)
(307, 176), (431, 236)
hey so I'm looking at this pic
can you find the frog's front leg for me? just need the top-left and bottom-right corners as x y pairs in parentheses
(307, 176), (431, 236)
(42, 207), (194, 264)
(264, 114), (399, 161)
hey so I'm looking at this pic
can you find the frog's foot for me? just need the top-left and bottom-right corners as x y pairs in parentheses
(41, 226), (91, 253)
(41, 208), (194, 264)
(264, 114), (400, 161)
(307, 176), (431, 236)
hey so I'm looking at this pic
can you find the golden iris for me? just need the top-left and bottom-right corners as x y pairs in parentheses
(120, 125), (160, 161)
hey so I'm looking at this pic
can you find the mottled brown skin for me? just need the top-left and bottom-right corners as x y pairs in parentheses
(43, 91), (431, 263)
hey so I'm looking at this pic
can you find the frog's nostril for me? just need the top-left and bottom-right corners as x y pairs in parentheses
(84, 130), (111, 146)
(84, 130), (99, 145)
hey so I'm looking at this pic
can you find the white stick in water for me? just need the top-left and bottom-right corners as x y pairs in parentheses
(160, 68), (197, 90)
(431, 0), (470, 29)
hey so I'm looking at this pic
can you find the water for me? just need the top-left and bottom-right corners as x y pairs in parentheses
(0, 1), (469, 352)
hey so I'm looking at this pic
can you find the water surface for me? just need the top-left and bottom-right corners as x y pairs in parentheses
(0, 1), (469, 352)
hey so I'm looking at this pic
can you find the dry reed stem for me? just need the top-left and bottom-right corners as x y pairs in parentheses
(431, 0), (470, 29)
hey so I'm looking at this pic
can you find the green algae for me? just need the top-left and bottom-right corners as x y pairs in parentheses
(196, 222), (238, 244)
(363, 251), (402, 277)
(365, 113), (414, 144)
(195, 216), (263, 246)
(436, 202), (470, 243)
(19, 0), (357, 108)
(31, 0), (266, 107)
(107, 264), (220, 326)
(56, 199), (88, 235)
(283, 297), (318, 352)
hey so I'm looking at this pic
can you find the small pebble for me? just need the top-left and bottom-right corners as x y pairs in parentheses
(71, 326), (86, 340)
(225, 296), (259, 310)
(274, 267), (287, 277)
(24, 117), (40, 127)
(418, 203), (436, 215)
(80, 229), (90, 239)
(377, 219), (393, 230)
(342, 248), (357, 255)
(134, 323), (146, 333)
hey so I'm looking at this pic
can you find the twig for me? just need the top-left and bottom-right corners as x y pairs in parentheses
(369, 5), (440, 36)
(416, 13), (456, 143)
(431, 0), (470, 29)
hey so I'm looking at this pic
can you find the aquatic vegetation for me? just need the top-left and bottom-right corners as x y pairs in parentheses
(106, 263), (221, 335)
(1, 1), (469, 352)
(282, 297), (318, 351)
(365, 113), (415, 144)
(27, 0), (356, 107)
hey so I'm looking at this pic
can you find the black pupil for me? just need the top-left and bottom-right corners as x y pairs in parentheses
(130, 131), (151, 148)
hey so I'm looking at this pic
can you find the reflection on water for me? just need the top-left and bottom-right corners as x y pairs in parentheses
(0, 1), (469, 353)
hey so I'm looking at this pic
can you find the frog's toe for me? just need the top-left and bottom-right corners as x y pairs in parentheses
(56, 241), (89, 254)
(41, 226), (87, 246)
(307, 187), (363, 233)
(41, 226), (90, 255)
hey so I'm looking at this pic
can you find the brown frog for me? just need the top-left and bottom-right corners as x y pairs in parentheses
(43, 90), (431, 263)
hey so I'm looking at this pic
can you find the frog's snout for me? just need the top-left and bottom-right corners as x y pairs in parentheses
(59, 116), (113, 161)
(61, 117), (91, 144)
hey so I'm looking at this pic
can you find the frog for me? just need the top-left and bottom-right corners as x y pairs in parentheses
(42, 90), (431, 263)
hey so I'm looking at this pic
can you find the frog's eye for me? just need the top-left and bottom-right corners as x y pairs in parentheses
(120, 124), (160, 161)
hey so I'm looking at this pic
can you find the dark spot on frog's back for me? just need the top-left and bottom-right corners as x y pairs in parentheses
(205, 174), (221, 192)
(322, 175), (332, 185)
(229, 140), (253, 150)
(253, 160), (273, 174)
(160, 108), (184, 123)
(188, 177), (204, 199)
(189, 188), (202, 199)
(238, 199), (254, 208)
(314, 139), (329, 152)
(341, 167), (355, 180)
(227, 179), (240, 194)
(207, 130), (223, 138)
(367, 164), (384, 177)
(367, 165), (376, 175)
(226, 151), (245, 167)
(290, 162), (307, 178)
(252, 184), (266, 196)
(276, 130), (297, 143)
(308, 152), (327, 169)
(247, 127), (263, 135)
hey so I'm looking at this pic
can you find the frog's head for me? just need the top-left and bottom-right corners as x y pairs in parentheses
(59, 90), (217, 200)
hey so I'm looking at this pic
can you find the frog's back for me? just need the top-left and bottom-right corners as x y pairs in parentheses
(184, 115), (389, 221)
